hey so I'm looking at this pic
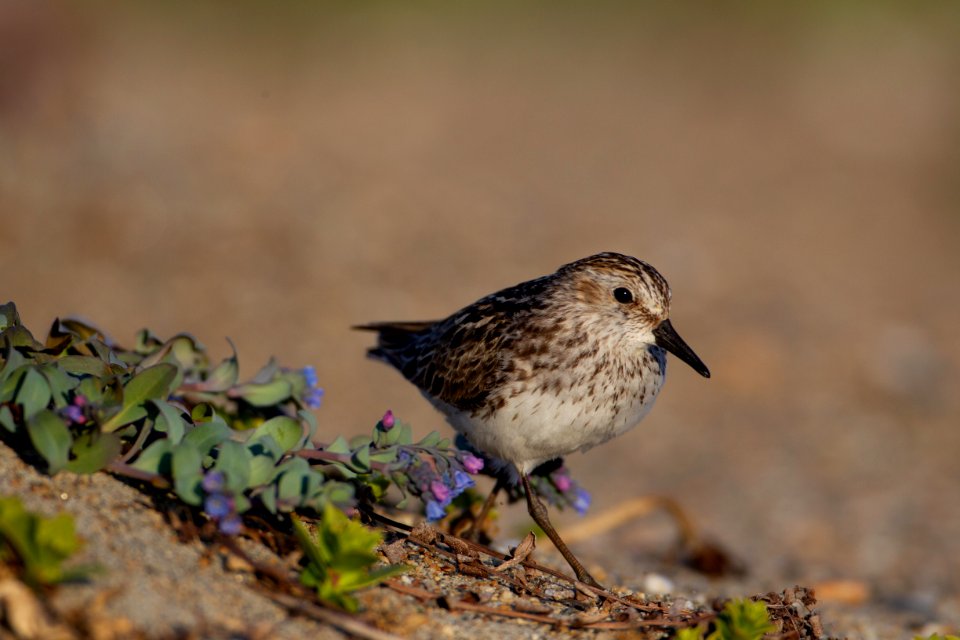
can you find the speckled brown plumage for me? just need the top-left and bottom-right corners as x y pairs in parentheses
(355, 252), (710, 587)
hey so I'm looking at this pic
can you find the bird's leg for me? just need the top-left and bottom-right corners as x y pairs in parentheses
(463, 477), (504, 541)
(520, 473), (601, 588)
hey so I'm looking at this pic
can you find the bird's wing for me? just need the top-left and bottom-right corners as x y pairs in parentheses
(355, 275), (551, 413)
(409, 300), (515, 413)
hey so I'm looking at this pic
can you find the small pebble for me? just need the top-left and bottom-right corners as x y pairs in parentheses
(642, 573), (674, 595)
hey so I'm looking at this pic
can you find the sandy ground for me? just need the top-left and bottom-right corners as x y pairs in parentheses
(2, 3), (959, 637)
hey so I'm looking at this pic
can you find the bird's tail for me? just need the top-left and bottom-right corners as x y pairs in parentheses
(352, 321), (436, 361)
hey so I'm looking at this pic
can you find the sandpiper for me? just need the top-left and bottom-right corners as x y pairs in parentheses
(357, 252), (710, 586)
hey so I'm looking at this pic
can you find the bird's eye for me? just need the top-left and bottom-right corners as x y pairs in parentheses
(613, 287), (633, 304)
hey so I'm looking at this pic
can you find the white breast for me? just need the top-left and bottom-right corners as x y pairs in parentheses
(434, 347), (667, 475)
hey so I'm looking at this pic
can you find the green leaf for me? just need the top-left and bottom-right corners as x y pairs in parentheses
(39, 364), (79, 409)
(298, 409), (318, 443)
(0, 495), (94, 586)
(0, 302), (20, 330)
(101, 363), (178, 432)
(57, 355), (111, 378)
(65, 432), (123, 474)
(15, 367), (52, 420)
(329, 550), (380, 576)
(169, 334), (207, 370)
(2, 325), (40, 350)
(676, 627), (706, 640)
(350, 444), (371, 472)
(292, 514), (328, 572)
(52, 317), (103, 343)
(172, 442), (204, 505)
(250, 357), (279, 384)
(125, 361), (179, 401)
(75, 376), (108, 406)
(325, 435), (351, 455)
(27, 410), (72, 474)
(0, 405), (15, 432)
(369, 449), (398, 464)
(323, 460), (357, 479)
(259, 485), (278, 513)
(249, 434), (283, 459)
(201, 341), (238, 391)
(418, 431), (442, 447)
(139, 334), (207, 372)
(397, 423), (414, 446)
(0, 345), (26, 386)
(133, 328), (164, 354)
(235, 378), (292, 407)
(213, 440), (252, 493)
(275, 458), (323, 509)
(131, 439), (174, 475)
(277, 469), (308, 508)
(191, 402), (217, 423)
(338, 563), (408, 591)
(248, 416), (303, 453)
(711, 599), (776, 640)
(152, 399), (187, 444)
(0, 364), (31, 402)
(247, 453), (277, 487)
(322, 482), (355, 506)
(183, 421), (232, 455)
(293, 505), (406, 612)
(34, 513), (81, 559)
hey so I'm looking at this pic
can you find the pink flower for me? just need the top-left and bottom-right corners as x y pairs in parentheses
(460, 453), (484, 474)
(381, 410), (395, 430)
(430, 479), (451, 504)
(552, 469), (572, 492)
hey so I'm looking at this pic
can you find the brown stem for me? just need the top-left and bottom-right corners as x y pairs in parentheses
(462, 476), (503, 541)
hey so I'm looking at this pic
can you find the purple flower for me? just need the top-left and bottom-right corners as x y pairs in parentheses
(425, 500), (446, 521)
(299, 366), (324, 408)
(302, 365), (318, 388)
(451, 470), (474, 493)
(380, 409), (395, 430)
(219, 514), (243, 536)
(410, 463), (436, 493)
(202, 471), (226, 493)
(304, 387), (324, 409)
(430, 479), (451, 504)
(73, 394), (88, 408)
(459, 453), (484, 474)
(204, 493), (233, 519)
(64, 404), (86, 425)
(552, 470), (572, 492)
(571, 487), (591, 516)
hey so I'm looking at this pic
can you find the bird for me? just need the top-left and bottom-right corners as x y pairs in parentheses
(355, 252), (710, 587)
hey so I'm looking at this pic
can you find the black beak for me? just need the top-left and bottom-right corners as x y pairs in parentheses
(653, 319), (710, 378)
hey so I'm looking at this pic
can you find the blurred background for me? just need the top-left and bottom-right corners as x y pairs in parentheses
(2, 0), (958, 630)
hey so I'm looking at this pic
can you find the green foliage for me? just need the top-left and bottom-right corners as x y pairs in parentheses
(676, 599), (776, 640)
(0, 495), (94, 586)
(915, 635), (960, 640)
(293, 508), (407, 612)
(0, 303), (352, 516)
(0, 301), (479, 609)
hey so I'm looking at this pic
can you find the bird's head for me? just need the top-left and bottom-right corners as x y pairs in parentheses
(558, 252), (710, 378)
